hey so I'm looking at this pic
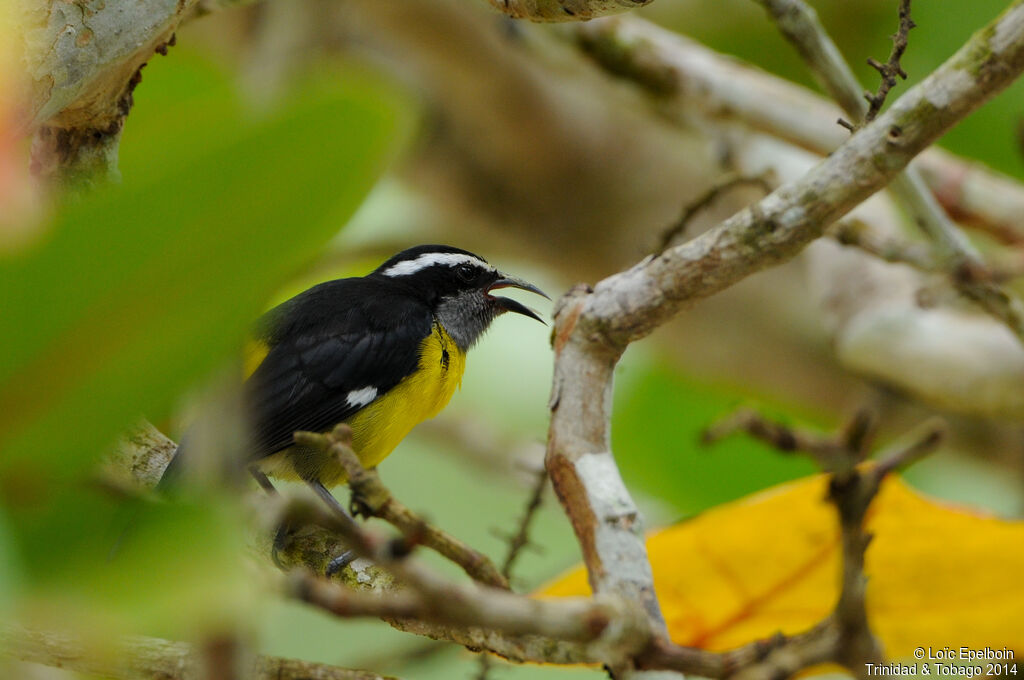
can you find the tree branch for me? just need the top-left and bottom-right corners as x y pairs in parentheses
(703, 410), (945, 678)
(565, 2), (1024, 348)
(21, 0), (189, 185)
(294, 571), (649, 653)
(546, 0), (1024, 662)
(294, 426), (509, 589)
(571, 13), (1024, 417)
(1, 625), (394, 680)
(827, 218), (939, 271)
(864, 0), (915, 123)
(754, 0), (1024, 344)
(656, 172), (774, 254)
(275, 491), (656, 668)
(483, 0), (653, 22)
(108, 427), (662, 670)
(573, 16), (1024, 244)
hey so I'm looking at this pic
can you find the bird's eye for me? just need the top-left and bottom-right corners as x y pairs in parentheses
(455, 264), (476, 282)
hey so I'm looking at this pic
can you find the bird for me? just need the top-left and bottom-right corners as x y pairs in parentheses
(159, 244), (548, 517)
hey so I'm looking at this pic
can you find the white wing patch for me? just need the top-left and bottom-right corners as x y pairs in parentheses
(345, 386), (378, 408)
(382, 252), (494, 277)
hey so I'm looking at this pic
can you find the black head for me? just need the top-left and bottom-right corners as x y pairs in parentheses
(372, 245), (548, 350)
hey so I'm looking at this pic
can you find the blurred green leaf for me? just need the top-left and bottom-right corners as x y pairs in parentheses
(0, 52), (407, 628)
(611, 356), (818, 516)
(0, 69), (404, 479)
(0, 507), (21, 613)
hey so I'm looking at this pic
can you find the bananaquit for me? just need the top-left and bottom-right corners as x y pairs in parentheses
(160, 244), (548, 514)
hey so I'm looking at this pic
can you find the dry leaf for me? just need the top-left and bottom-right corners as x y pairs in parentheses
(539, 475), (1024, 657)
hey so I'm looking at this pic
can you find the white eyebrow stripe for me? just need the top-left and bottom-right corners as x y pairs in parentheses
(382, 252), (494, 277)
(345, 386), (378, 408)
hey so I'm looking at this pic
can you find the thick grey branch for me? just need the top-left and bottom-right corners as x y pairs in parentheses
(574, 16), (1024, 244)
(21, 0), (191, 184)
(573, 2), (1024, 347)
(755, 0), (1024, 344)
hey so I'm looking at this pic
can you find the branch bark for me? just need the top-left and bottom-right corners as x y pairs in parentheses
(1, 625), (394, 680)
(574, 16), (1024, 244)
(754, 0), (1024, 345)
(575, 12), (1024, 419)
(484, 0), (653, 22)
(20, 0), (190, 185)
(546, 0), (1024, 660)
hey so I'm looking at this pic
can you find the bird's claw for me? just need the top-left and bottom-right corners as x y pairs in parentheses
(348, 493), (374, 520)
(326, 550), (356, 576)
(270, 521), (296, 569)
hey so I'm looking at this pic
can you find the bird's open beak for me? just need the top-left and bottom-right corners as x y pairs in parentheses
(487, 275), (549, 324)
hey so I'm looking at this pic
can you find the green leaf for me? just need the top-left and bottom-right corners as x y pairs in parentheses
(612, 356), (818, 516)
(0, 56), (407, 619)
(0, 70), (404, 479)
(0, 506), (22, 613)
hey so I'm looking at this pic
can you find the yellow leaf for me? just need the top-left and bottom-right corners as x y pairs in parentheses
(539, 475), (1024, 658)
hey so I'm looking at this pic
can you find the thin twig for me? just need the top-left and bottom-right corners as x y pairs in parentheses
(498, 466), (548, 581)
(864, 0), (915, 123)
(873, 417), (946, 477)
(828, 219), (939, 271)
(295, 426), (509, 589)
(702, 408), (878, 477)
(476, 465), (548, 679)
(655, 173), (774, 254)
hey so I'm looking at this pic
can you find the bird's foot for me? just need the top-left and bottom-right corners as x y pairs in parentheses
(348, 492), (374, 520)
(270, 521), (296, 568)
(326, 550), (356, 577)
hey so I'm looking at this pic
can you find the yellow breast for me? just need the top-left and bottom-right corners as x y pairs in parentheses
(346, 322), (465, 469)
(251, 323), (465, 486)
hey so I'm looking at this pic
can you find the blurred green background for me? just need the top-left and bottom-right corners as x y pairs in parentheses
(2, 0), (1022, 678)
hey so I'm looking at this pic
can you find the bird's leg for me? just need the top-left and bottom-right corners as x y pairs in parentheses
(306, 479), (359, 576)
(248, 466), (293, 568)
(308, 479), (351, 518)
(249, 466), (277, 495)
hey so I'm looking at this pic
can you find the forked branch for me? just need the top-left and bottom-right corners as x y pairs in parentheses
(704, 409), (945, 678)
(864, 0), (915, 123)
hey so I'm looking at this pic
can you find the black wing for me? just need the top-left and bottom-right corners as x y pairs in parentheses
(245, 280), (432, 458)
